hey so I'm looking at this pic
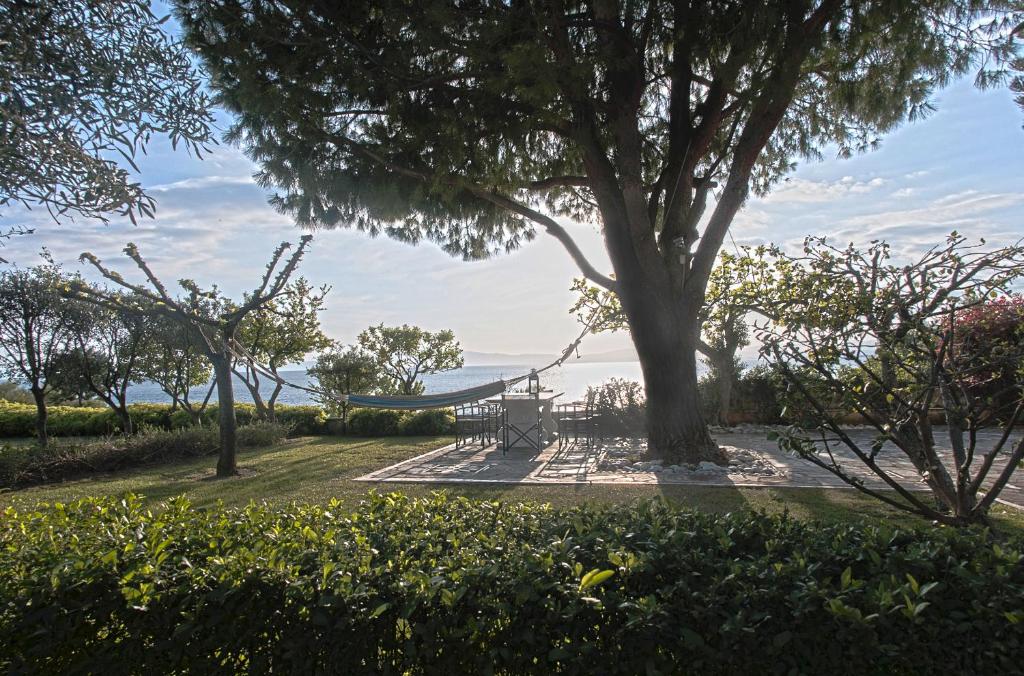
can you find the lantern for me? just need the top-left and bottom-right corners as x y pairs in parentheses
(527, 369), (540, 395)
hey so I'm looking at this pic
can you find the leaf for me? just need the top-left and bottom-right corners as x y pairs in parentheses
(773, 631), (792, 648)
(579, 568), (614, 592)
(369, 603), (390, 619)
(681, 627), (705, 649)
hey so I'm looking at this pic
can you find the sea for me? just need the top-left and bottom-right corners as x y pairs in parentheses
(125, 361), (646, 406)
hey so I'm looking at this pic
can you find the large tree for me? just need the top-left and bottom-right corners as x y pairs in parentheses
(70, 237), (313, 476)
(0, 264), (82, 445)
(0, 0), (213, 229)
(177, 0), (1021, 462)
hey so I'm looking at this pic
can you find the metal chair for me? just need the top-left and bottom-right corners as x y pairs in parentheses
(556, 399), (599, 449)
(454, 403), (488, 448)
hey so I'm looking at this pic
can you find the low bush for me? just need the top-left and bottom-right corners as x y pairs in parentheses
(586, 378), (646, 436)
(346, 408), (405, 436)
(0, 401), (325, 438)
(398, 409), (455, 435)
(1, 493), (1021, 674)
(0, 422), (288, 487)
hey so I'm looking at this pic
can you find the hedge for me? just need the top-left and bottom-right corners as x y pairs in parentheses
(0, 423), (289, 488)
(346, 407), (455, 436)
(0, 401), (326, 438)
(1, 494), (1021, 674)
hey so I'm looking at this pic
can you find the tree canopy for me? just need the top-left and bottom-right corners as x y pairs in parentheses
(1, 0), (214, 225)
(357, 324), (463, 396)
(177, 0), (1019, 280)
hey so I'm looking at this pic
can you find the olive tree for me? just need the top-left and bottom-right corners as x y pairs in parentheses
(176, 0), (1021, 463)
(0, 264), (82, 445)
(307, 344), (390, 431)
(759, 234), (1024, 526)
(67, 294), (154, 434)
(357, 325), (463, 396)
(232, 278), (331, 421)
(70, 237), (313, 476)
(139, 317), (216, 424)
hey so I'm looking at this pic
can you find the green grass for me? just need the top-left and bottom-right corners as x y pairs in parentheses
(2, 435), (1022, 533)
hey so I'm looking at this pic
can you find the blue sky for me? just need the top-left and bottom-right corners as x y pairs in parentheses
(2, 76), (1021, 360)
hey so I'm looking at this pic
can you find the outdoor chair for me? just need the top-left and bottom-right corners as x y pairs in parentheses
(454, 403), (489, 448)
(556, 398), (600, 449)
(501, 394), (544, 454)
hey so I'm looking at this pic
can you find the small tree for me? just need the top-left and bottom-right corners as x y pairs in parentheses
(0, 0), (213, 225)
(357, 325), (463, 396)
(67, 294), (153, 434)
(759, 234), (1024, 526)
(0, 264), (82, 445)
(232, 278), (331, 421)
(307, 344), (389, 431)
(140, 317), (215, 424)
(71, 237), (313, 476)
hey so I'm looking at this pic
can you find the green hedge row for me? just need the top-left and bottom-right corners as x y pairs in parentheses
(0, 401), (326, 437)
(346, 408), (454, 436)
(0, 402), (455, 438)
(2, 494), (1021, 674)
(0, 423), (289, 488)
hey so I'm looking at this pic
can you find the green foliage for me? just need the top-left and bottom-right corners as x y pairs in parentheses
(346, 408), (455, 437)
(0, 0), (214, 224)
(0, 401), (325, 438)
(0, 422), (287, 487)
(2, 493), (1022, 673)
(307, 344), (390, 415)
(357, 324), (464, 395)
(398, 409), (455, 436)
(0, 381), (34, 405)
(346, 408), (405, 437)
(586, 379), (646, 437)
(233, 277), (332, 416)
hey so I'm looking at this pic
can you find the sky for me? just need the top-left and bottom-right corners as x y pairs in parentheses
(2, 74), (1022, 361)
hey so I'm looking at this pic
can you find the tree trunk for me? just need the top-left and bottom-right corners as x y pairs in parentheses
(212, 352), (238, 477)
(267, 381), (282, 423)
(625, 300), (725, 465)
(30, 385), (48, 448)
(118, 405), (134, 435)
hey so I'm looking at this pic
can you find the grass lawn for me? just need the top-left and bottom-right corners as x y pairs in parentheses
(3, 434), (1022, 533)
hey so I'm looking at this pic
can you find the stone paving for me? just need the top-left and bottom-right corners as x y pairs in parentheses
(356, 426), (1024, 509)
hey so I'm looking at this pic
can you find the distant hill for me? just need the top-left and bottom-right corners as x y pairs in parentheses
(464, 346), (638, 366)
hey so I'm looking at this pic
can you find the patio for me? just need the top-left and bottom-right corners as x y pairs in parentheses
(356, 426), (1024, 510)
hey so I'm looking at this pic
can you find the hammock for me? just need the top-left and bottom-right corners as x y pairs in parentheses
(345, 379), (509, 410)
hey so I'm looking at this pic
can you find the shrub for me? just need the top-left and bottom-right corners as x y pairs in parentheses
(0, 422), (288, 487)
(1, 494), (1021, 674)
(398, 409), (455, 435)
(346, 408), (404, 436)
(586, 378), (646, 436)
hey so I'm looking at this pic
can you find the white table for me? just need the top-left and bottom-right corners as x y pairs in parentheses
(486, 392), (563, 450)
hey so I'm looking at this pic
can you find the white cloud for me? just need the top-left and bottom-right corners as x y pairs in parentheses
(147, 175), (255, 192)
(765, 175), (887, 203)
